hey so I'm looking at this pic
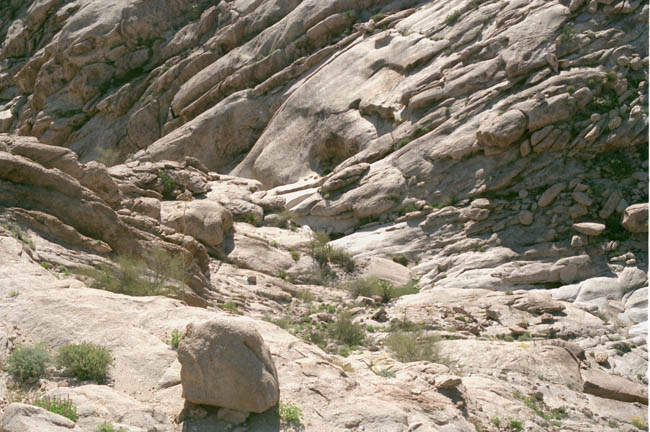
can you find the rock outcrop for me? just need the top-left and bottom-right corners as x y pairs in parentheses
(0, 0), (647, 431)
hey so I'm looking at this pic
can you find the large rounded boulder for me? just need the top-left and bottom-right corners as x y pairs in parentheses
(160, 200), (232, 246)
(177, 318), (279, 413)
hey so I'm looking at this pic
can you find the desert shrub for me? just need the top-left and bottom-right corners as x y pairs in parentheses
(391, 253), (409, 265)
(603, 149), (634, 178)
(87, 248), (184, 297)
(221, 302), (241, 314)
(156, 170), (180, 200)
(278, 402), (303, 426)
(96, 424), (126, 432)
(631, 416), (648, 430)
(56, 343), (112, 383)
(445, 10), (461, 25)
(33, 396), (78, 422)
(329, 312), (365, 346)
(310, 232), (355, 272)
(385, 331), (440, 363)
(345, 277), (418, 303)
(507, 418), (523, 431)
(170, 330), (182, 349)
(614, 342), (632, 356)
(3, 223), (34, 248)
(374, 367), (396, 378)
(271, 210), (296, 228)
(6, 344), (50, 383)
(96, 148), (120, 167)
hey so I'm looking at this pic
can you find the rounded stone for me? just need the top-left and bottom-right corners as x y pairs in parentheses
(518, 210), (534, 226)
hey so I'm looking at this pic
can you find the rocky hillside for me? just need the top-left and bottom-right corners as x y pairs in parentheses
(0, 0), (648, 431)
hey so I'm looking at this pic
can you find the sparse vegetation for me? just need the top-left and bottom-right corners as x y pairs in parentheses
(278, 402), (304, 426)
(391, 253), (409, 266)
(614, 342), (631, 356)
(156, 170), (181, 200)
(271, 210), (296, 228)
(491, 416), (501, 426)
(170, 330), (182, 349)
(33, 396), (78, 422)
(373, 366), (396, 378)
(96, 147), (120, 167)
(6, 344), (50, 383)
(631, 416), (649, 431)
(56, 343), (113, 383)
(3, 223), (34, 249)
(84, 248), (184, 297)
(221, 302), (242, 314)
(96, 424), (126, 432)
(507, 418), (523, 431)
(513, 391), (568, 423)
(385, 331), (440, 363)
(329, 311), (365, 346)
(345, 277), (419, 303)
(8, 289), (19, 297)
(560, 24), (577, 44)
(310, 232), (355, 272)
(445, 10), (461, 25)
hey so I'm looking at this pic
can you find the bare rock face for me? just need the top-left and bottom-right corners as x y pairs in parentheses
(0, 403), (75, 431)
(177, 318), (280, 413)
(622, 203), (648, 233)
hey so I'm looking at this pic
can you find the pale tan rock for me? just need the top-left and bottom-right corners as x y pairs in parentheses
(572, 191), (592, 206)
(622, 203), (648, 232)
(538, 183), (566, 208)
(573, 222), (606, 236)
(476, 110), (527, 148)
(0, 404), (75, 432)
(518, 210), (534, 225)
(364, 256), (412, 287)
(435, 374), (462, 389)
(582, 368), (648, 404)
(161, 200), (232, 246)
(600, 191), (622, 219)
(177, 318), (279, 413)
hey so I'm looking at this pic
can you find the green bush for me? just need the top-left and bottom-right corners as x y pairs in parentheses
(3, 223), (34, 249)
(86, 248), (184, 297)
(33, 396), (78, 422)
(278, 402), (303, 426)
(385, 331), (440, 363)
(329, 312), (365, 346)
(345, 277), (418, 303)
(96, 424), (126, 432)
(6, 344), (50, 383)
(156, 170), (180, 200)
(170, 330), (182, 350)
(391, 253), (409, 265)
(56, 343), (112, 383)
(270, 210), (296, 228)
(445, 10), (461, 25)
(507, 418), (523, 431)
(310, 232), (355, 272)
